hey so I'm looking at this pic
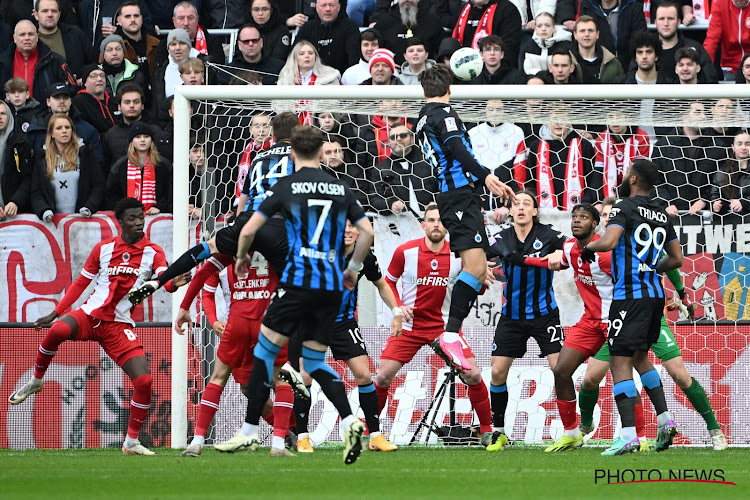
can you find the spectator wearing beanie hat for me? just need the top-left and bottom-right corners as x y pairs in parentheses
(360, 48), (402, 85)
(72, 63), (118, 134)
(107, 121), (173, 213)
(151, 28), (200, 120)
(99, 34), (148, 98)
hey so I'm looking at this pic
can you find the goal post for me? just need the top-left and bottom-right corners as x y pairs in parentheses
(170, 83), (750, 448)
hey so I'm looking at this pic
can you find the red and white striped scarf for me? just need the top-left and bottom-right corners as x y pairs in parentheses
(596, 129), (651, 198)
(536, 137), (583, 210)
(127, 155), (157, 211)
(194, 25), (208, 55)
(235, 138), (272, 200)
(296, 73), (317, 125)
(452, 3), (498, 48)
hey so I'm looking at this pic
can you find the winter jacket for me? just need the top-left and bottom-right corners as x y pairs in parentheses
(704, 0), (750, 74)
(322, 161), (373, 212)
(570, 43), (623, 84)
(25, 107), (105, 170)
(226, 55), (285, 85)
(710, 163), (750, 214)
(521, 28), (572, 76)
(296, 12), (361, 74)
(0, 41), (75, 101)
(397, 59), (436, 85)
(202, 0), (249, 29)
(372, 146), (438, 215)
(52, 23), (97, 78)
(72, 90), (118, 134)
(101, 59), (148, 97)
(613, 69), (676, 83)
(76, 0), (155, 48)
(374, 3), (447, 66)
(8, 98), (42, 132)
(107, 155), (173, 212)
(102, 112), (157, 169)
(469, 64), (528, 84)
(359, 76), (404, 85)
(276, 63), (341, 85)
(342, 59), (372, 85)
(509, 0), (559, 25)
(247, 5), (292, 61)
(0, 103), (36, 213)
(577, 0), (648, 68)
(451, 0), (522, 67)
(30, 143), (104, 218)
(120, 29), (161, 79)
(658, 35), (718, 83)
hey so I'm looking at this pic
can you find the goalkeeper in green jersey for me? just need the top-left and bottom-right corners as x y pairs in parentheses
(577, 198), (727, 451)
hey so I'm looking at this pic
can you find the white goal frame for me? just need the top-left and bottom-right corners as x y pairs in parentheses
(170, 84), (750, 448)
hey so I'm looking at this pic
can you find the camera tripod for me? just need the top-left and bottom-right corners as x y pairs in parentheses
(409, 365), (466, 445)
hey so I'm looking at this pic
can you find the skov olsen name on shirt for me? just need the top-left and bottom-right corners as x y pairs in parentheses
(291, 182), (345, 196)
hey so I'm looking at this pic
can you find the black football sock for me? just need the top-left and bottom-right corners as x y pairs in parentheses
(446, 278), (479, 332)
(358, 383), (380, 433)
(294, 386), (312, 434)
(156, 242), (211, 286)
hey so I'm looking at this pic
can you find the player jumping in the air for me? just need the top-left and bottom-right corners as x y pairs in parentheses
(485, 190), (566, 451)
(374, 203), (494, 445)
(230, 125), (374, 465)
(9, 198), (189, 455)
(127, 112), (299, 306)
(416, 64), (515, 374)
(577, 197), (728, 451)
(174, 252), (305, 457)
(514, 203), (613, 452)
(583, 159), (683, 455)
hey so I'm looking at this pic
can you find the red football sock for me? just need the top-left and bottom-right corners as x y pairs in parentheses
(468, 380), (493, 434)
(635, 401), (645, 438)
(288, 410), (296, 430)
(273, 385), (294, 439)
(375, 383), (389, 414)
(34, 320), (72, 379)
(556, 398), (578, 431)
(195, 382), (223, 437)
(127, 374), (152, 440)
(263, 412), (275, 426)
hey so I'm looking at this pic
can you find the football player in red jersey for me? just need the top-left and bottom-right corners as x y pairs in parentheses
(373, 203), (493, 442)
(9, 198), (189, 455)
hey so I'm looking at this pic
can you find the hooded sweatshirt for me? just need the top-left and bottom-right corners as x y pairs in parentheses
(522, 28), (572, 75)
(0, 101), (14, 207)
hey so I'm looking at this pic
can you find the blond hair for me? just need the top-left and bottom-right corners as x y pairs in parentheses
(45, 114), (80, 179)
(127, 137), (161, 166)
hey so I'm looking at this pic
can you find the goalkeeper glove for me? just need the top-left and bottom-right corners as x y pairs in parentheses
(505, 252), (526, 267)
(677, 289), (695, 321)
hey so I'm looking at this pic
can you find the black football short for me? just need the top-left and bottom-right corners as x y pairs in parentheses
(214, 211), (287, 275)
(262, 285), (342, 346)
(435, 185), (488, 255)
(328, 318), (369, 361)
(493, 310), (564, 358)
(607, 298), (664, 357)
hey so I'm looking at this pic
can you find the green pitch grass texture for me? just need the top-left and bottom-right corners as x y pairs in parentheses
(1, 445), (748, 499)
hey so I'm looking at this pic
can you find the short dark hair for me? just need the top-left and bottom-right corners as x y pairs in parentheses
(361, 29), (379, 42)
(571, 203), (600, 225)
(631, 31), (662, 59)
(290, 125), (324, 159)
(34, 0), (59, 11)
(116, 83), (145, 104)
(404, 36), (425, 52)
(629, 159), (661, 189)
(114, 197), (144, 221)
(418, 64), (453, 98)
(4, 77), (29, 93)
(574, 15), (598, 31)
(424, 202), (439, 214)
(655, 1), (682, 21)
(325, 133), (347, 147)
(549, 48), (573, 64)
(478, 34), (504, 52)
(675, 47), (700, 65)
(271, 112), (300, 141)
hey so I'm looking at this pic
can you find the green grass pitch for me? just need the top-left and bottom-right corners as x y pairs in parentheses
(1, 445), (748, 499)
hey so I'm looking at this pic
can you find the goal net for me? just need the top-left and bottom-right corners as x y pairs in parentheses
(170, 84), (750, 448)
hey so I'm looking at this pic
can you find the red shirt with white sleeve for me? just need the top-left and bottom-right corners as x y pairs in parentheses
(385, 238), (462, 332)
(54, 235), (169, 326)
(559, 234), (614, 323)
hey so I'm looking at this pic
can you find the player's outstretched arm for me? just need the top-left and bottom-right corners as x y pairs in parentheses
(344, 216), (374, 290)
(174, 308), (193, 335)
(235, 212), (268, 274)
(582, 224), (623, 262)
(484, 174), (517, 204)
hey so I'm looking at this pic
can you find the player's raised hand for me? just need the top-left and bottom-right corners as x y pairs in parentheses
(484, 174), (516, 204)
(173, 272), (192, 288)
(174, 307), (193, 335)
(33, 312), (58, 330)
(343, 269), (359, 290)
(390, 315), (402, 337)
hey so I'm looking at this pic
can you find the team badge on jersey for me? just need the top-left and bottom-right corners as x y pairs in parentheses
(328, 249), (337, 263)
(121, 252), (130, 264)
(533, 238), (543, 250)
(444, 117), (458, 132)
(431, 259), (438, 270)
(474, 233), (482, 243)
